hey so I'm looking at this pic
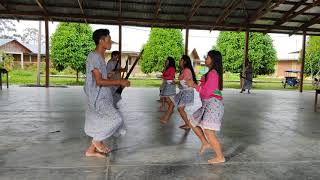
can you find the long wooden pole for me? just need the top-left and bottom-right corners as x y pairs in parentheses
(45, 18), (49, 87)
(299, 31), (306, 93)
(119, 24), (122, 66)
(185, 27), (189, 55)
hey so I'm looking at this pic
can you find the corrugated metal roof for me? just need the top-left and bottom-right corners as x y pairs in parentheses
(0, 0), (319, 35)
(0, 38), (46, 54)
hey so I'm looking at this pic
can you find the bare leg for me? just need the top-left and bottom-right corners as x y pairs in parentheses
(159, 97), (165, 111)
(190, 126), (211, 155)
(85, 142), (106, 158)
(177, 106), (191, 130)
(204, 129), (225, 164)
(160, 98), (174, 124)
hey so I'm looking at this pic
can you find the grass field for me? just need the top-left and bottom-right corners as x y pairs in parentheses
(4, 68), (316, 91)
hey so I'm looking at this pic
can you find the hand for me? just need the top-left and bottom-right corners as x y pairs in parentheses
(107, 71), (116, 78)
(120, 80), (130, 87)
(187, 80), (195, 88)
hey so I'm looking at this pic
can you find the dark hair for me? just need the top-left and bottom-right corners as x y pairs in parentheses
(165, 56), (176, 71)
(205, 50), (223, 90)
(111, 51), (120, 58)
(92, 29), (110, 45)
(180, 55), (197, 84)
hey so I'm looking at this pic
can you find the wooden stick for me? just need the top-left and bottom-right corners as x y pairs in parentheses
(115, 49), (144, 94)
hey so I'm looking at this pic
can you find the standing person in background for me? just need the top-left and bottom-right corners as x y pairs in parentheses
(240, 60), (253, 94)
(106, 51), (127, 108)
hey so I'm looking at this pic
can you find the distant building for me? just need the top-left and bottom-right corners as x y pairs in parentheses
(0, 39), (46, 69)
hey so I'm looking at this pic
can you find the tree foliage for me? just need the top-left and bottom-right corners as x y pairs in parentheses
(304, 36), (320, 76)
(140, 28), (184, 73)
(50, 23), (95, 81)
(216, 31), (277, 76)
(0, 51), (14, 71)
(22, 27), (45, 45)
(0, 19), (21, 40)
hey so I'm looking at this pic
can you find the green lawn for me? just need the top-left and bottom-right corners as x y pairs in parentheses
(5, 69), (317, 91)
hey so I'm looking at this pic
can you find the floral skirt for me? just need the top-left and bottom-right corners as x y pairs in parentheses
(189, 97), (224, 131)
(170, 89), (194, 107)
(160, 82), (176, 97)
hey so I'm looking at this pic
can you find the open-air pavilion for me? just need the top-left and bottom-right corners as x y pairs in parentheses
(0, 0), (320, 179)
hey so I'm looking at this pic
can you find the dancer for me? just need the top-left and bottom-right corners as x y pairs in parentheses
(187, 50), (225, 164)
(84, 29), (130, 158)
(106, 51), (127, 107)
(159, 57), (176, 112)
(160, 55), (197, 130)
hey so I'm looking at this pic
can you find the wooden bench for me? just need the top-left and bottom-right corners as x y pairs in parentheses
(0, 68), (9, 90)
(315, 89), (320, 112)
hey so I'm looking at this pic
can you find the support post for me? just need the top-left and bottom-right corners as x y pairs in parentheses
(299, 31), (306, 93)
(45, 18), (49, 88)
(185, 28), (189, 55)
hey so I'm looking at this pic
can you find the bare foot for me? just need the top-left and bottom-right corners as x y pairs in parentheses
(85, 151), (106, 158)
(208, 157), (226, 164)
(198, 143), (211, 155)
(92, 140), (111, 154)
(160, 116), (169, 124)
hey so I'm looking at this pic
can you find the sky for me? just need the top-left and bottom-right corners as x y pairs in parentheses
(14, 20), (303, 60)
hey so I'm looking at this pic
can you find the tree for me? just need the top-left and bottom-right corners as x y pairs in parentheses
(22, 27), (45, 45)
(304, 36), (320, 76)
(50, 23), (95, 81)
(140, 28), (184, 73)
(0, 19), (21, 40)
(0, 51), (14, 71)
(216, 32), (277, 76)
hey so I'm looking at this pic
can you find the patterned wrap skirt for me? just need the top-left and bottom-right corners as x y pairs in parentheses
(170, 87), (194, 107)
(189, 97), (224, 131)
(160, 80), (176, 97)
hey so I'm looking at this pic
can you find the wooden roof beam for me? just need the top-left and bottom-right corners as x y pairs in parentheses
(0, 0), (8, 10)
(36, 0), (48, 15)
(211, 0), (242, 30)
(265, 0), (319, 33)
(118, 0), (122, 19)
(187, 0), (204, 21)
(77, 0), (87, 23)
(290, 16), (320, 35)
(248, 0), (285, 24)
(266, 0), (320, 33)
(152, 0), (161, 25)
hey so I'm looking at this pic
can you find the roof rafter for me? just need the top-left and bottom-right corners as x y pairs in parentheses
(211, 0), (242, 30)
(152, 0), (161, 26)
(77, 0), (87, 23)
(187, 0), (204, 22)
(248, 0), (286, 24)
(0, 0), (8, 10)
(36, 0), (48, 15)
(290, 16), (320, 35)
(265, 0), (320, 33)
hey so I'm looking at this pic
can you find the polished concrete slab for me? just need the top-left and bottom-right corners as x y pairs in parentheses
(0, 87), (319, 179)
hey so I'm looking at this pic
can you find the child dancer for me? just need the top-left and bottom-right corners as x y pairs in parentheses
(159, 57), (176, 112)
(160, 55), (197, 129)
(187, 50), (225, 164)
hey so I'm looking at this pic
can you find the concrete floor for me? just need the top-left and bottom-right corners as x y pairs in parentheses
(0, 87), (319, 180)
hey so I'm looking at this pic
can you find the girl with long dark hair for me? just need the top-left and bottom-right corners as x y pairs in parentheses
(187, 50), (225, 164)
(160, 55), (197, 129)
(159, 57), (176, 111)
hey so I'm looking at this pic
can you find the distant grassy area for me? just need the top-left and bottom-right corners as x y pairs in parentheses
(4, 65), (317, 91)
